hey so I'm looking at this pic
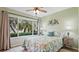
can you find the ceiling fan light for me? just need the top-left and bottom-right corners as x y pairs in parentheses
(36, 10), (39, 14)
(33, 10), (36, 13)
(33, 10), (39, 14)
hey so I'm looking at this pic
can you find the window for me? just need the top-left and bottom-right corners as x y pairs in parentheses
(9, 17), (18, 37)
(33, 22), (38, 35)
(18, 19), (32, 36)
(9, 15), (38, 37)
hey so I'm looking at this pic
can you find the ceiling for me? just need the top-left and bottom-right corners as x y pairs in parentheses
(8, 7), (70, 17)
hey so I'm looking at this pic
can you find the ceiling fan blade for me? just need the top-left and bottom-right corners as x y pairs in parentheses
(26, 9), (33, 11)
(39, 9), (47, 13)
(38, 7), (43, 8)
(33, 7), (44, 11)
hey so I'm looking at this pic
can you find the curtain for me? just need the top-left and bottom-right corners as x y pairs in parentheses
(0, 11), (10, 51)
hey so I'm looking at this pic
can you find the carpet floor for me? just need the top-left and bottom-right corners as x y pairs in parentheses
(4, 46), (78, 52)
(59, 48), (78, 52)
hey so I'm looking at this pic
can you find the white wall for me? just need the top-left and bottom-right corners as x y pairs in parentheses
(78, 8), (79, 51)
(41, 7), (78, 50)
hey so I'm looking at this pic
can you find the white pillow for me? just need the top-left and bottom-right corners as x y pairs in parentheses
(54, 32), (60, 37)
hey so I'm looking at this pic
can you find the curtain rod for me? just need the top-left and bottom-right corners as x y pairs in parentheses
(7, 11), (38, 20)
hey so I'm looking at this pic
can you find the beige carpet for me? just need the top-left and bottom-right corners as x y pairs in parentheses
(4, 46), (78, 52)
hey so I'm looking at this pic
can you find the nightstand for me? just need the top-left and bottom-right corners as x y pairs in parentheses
(63, 36), (74, 48)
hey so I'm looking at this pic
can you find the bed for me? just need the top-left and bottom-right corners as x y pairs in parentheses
(19, 35), (63, 52)
(10, 34), (63, 52)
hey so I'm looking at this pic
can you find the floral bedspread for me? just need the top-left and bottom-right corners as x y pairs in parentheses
(23, 35), (63, 52)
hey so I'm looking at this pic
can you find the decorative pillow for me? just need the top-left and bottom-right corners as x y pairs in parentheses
(48, 32), (54, 36)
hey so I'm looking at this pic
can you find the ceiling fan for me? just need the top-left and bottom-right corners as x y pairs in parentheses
(25, 7), (47, 15)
